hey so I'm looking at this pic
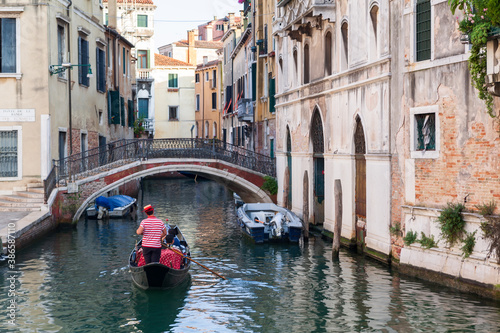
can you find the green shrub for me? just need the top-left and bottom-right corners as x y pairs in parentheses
(390, 222), (401, 236)
(461, 231), (477, 258)
(404, 230), (418, 246)
(474, 200), (497, 216)
(261, 176), (278, 195)
(480, 217), (500, 263)
(418, 232), (437, 249)
(437, 203), (466, 247)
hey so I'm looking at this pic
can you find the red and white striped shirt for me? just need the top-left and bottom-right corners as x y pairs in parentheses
(140, 216), (166, 248)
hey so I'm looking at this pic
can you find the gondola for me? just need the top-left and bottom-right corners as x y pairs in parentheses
(129, 224), (191, 290)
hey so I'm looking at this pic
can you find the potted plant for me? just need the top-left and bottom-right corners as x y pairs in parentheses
(133, 118), (145, 138)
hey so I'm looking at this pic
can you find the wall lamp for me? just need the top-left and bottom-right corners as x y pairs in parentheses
(49, 63), (93, 77)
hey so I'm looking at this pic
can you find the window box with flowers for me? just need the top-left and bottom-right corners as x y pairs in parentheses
(448, 0), (500, 118)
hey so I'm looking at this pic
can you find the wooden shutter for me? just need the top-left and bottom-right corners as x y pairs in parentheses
(120, 96), (125, 126)
(269, 78), (275, 113)
(416, 0), (431, 61)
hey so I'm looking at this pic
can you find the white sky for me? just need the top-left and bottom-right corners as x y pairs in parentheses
(153, 0), (244, 51)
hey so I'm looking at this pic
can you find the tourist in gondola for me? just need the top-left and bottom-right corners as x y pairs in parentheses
(136, 204), (166, 264)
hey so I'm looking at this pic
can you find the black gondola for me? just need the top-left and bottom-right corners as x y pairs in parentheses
(129, 225), (191, 290)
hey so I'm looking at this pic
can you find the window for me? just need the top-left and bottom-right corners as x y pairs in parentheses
(303, 44), (310, 84)
(325, 32), (332, 76)
(212, 92), (217, 109)
(0, 129), (20, 179)
(58, 131), (67, 162)
(96, 47), (105, 92)
(341, 22), (349, 70)
(169, 106), (178, 121)
(78, 37), (90, 86)
(168, 73), (178, 88)
(416, 0), (431, 61)
(137, 15), (147, 28)
(168, 51), (172, 57)
(195, 73), (200, 83)
(105, 13), (108, 26)
(0, 18), (17, 74)
(196, 94), (200, 111)
(57, 25), (66, 78)
(410, 105), (439, 159)
(212, 69), (216, 85)
(293, 49), (298, 81)
(137, 50), (148, 69)
(205, 72), (209, 82)
(122, 47), (126, 75)
(370, 5), (379, 60)
(216, 24), (223, 31)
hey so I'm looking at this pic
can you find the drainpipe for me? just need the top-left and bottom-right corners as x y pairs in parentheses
(67, 0), (73, 157)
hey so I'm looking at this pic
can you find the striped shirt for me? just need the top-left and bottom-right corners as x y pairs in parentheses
(140, 216), (166, 248)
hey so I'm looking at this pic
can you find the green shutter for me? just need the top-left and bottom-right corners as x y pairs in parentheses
(120, 96), (125, 126)
(251, 63), (256, 102)
(110, 91), (120, 124)
(269, 78), (276, 113)
(416, 0), (431, 61)
(107, 92), (112, 124)
(146, 50), (150, 68)
(128, 100), (134, 127)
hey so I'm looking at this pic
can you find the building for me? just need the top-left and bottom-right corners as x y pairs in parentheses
(158, 30), (223, 66)
(103, 0), (157, 137)
(0, 0), (112, 192)
(254, 0), (276, 158)
(195, 59), (222, 139)
(197, 14), (242, 42)
(153, 54), (196, 138)
(105, 28), (135, 142)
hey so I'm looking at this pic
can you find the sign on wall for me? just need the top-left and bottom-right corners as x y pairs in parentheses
(0, 109), (35, 122)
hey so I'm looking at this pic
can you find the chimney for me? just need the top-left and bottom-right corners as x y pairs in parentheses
(187, 29), (197, 65)
(203, 56), (208, 65)
(228, 13), (235, 28)
(108, 0), (117, 29)
(206, 24), (213, 41)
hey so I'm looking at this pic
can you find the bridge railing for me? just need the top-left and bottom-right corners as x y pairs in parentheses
(43, 138), (275, 203)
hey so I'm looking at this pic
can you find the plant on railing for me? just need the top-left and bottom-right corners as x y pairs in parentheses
(461, 230), (477, 258)
(448, 0), (500, 118)
(418, 232), (438, 249)
(437, 202), (466, 247)
(261, 175), (278, 195)
(404, 230), (418, 246)
(133, 118), (145, 137)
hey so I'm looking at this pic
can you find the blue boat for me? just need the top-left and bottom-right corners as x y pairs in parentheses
(86, 195), (137, 219)
(237, 203), (303, 243)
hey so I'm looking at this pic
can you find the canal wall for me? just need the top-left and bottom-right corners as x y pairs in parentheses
(0, 211), (54, 252)
(398, 206), (500, 299)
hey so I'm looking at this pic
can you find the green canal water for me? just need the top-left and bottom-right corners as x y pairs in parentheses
(1, 178), (500, 332)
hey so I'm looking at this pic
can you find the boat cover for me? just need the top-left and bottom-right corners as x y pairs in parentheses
(95, 195), (134, 211)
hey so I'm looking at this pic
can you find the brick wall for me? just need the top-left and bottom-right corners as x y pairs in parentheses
(15, 215), (57, 250)
(391, 154), (405, 260)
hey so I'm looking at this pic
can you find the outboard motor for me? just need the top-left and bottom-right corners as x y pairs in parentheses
(269, 213), (284, 238)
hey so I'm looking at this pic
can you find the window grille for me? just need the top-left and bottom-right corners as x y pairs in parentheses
(416, 0), (431, 61)
(0, 130), (18, 177)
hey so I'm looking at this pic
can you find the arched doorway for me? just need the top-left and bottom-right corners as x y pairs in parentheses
(303, 171), (309, 239)
(286, 127), (292, 209)
(311, 109), (324, 225)
(354, 116), (366, 252)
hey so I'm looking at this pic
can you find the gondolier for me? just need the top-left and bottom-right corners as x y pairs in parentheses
(136, 204), (166, 264)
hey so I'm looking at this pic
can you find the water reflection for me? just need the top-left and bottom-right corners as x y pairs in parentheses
(0, 177), (499, 332)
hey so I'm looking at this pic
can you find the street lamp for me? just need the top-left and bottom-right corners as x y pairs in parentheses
(49, 63), (93, 77)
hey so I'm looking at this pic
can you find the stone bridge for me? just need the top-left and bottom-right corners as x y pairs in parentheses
(44, 139), (276, 223)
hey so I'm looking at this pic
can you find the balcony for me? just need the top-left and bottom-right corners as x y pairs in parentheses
(237, 98), (253, 122)
(137, 68), (153, 80)
(143, 118), (154, 132)
(277, 0), (335, 41)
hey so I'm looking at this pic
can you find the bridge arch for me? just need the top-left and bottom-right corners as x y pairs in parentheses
(72, 162), (273, 222)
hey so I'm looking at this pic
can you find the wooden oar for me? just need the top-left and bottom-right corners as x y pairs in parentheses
(169, 247), (226, 280)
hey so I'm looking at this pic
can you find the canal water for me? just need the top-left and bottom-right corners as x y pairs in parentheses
(1, 178), (500, 332)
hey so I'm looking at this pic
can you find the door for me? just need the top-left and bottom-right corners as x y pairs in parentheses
(138, 98), (149, 119)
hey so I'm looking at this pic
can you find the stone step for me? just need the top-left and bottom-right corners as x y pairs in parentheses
(0, 206), (41, 212)
(0, 199), (43, 208)
(27, 187), (44, 194)
(14, 191), (44, 199)
(13, 186), (26, 192)
(2, 195), (44, 203)
(27, 182), (43, 188)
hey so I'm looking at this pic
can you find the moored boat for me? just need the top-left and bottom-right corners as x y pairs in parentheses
(237, 203), (303, 243)
(86, 195), (137, 219)
(129, 224), (191, 290)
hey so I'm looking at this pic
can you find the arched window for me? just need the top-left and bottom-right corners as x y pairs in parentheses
(341, 22), (349, 70)
(304, 44), (310, 84)
(369, 5), (379, 60)
(293, 49), (298, 82)
(325, 32), (332, 76)
(213, 122), (217, 138)
(205, 121), (209, 138)
(195, 122), (199, 138)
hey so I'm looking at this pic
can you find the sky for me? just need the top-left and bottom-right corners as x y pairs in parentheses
(153, 0), (244, 51)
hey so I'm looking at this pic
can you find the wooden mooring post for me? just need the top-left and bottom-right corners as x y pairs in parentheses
(332, 179), (342, 260)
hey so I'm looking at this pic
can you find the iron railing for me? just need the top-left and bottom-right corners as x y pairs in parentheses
(43, 138), (276, 203)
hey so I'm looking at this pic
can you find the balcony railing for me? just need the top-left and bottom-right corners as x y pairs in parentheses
(137, 68), (152, 80)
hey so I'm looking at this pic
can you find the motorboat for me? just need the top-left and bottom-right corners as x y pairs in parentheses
(237, 203), (303, 243)
(86, 195), (137, 219)
(129, 225), (191, 290)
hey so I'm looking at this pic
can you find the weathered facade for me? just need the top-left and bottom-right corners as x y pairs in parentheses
(0, 0), (110, 192)
(274, 0), (392, 258)
(153, 54), (196, 139)
(195, 60), (222, 139)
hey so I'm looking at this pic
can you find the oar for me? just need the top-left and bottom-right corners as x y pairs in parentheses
(168, 247), (226, 280)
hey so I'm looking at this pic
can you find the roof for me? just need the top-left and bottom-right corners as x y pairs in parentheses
(155, 53), (191, 67)
(173, 40), (223, 49)
(196, 60), (219, 70)
(104, 0), (154, 4)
